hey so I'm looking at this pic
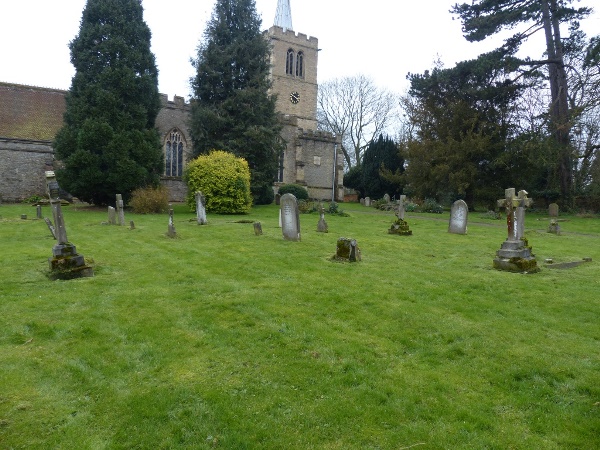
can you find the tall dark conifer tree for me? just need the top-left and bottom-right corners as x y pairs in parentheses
(54, 0), (163, 206)
(190, 0), (283, 204)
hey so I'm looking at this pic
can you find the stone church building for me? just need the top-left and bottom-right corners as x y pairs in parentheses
(0, 0), (343, 203)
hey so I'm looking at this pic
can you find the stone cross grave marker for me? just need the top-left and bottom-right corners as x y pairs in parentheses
(195, 191), (207, 225)
(280, 193), (300, 241)
(493, 188), (538, 273)
(116, 194), (125, 226)
(45, 171), (93, 278)
(317, 205), (328, 233)
(396, 195), (407, 220)
(44, 217), (57, 239)
(448, 200), (468, 234)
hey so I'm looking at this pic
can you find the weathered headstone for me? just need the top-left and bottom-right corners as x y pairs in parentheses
(167, 204), (177, 238)
(547, 202), (560, 234)
(195, 191), (207, 225)
(317, 206), (328, 233)
(36, 205), (42, 219)
(364, 197), (371, 207)
(107, 206), (117, 225)
(129, 220), (135, 230)
(333, 237), (361, 262)
(45, 171), (93, 279)
(448, 200), (468, 234)
(116, 194), (125, 226)
(360, 198), (365, 206)
(389, 195), (412, 236)
(280, 193), (301, 241)
(275, 193), (281, 205)
(383, 193), (391, 204)
(493, 188), (538, 273)
(253, 222), (263, 236)
(21, 214), (27, 220)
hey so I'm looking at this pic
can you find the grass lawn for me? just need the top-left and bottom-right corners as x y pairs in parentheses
(1, 201), (599, 449)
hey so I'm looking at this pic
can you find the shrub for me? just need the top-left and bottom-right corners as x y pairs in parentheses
(184, 150), (252, 214)
(129, 186), (169, 214)
(421, 198), (444, 214)
(297, 200), (316, 214)
(278, 184), (309, 201)
(253, 183), (275, 205)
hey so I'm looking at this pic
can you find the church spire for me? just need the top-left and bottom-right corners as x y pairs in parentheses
(274, 0), (293, 31)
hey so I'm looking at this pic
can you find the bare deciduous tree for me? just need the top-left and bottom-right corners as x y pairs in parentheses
(317, 75), (397, 168)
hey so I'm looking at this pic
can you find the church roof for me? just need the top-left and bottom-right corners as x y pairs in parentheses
(274, 0), (293, 31)
(0, 82), (66, 142)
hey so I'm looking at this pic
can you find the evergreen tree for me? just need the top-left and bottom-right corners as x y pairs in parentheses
(54, 0), (163, 206)
(361, 135), (404, 199)
(190, 0), (284, 204)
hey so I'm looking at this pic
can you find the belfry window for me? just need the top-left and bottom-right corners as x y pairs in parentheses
(296, 51), (304, 78)
(286, 48), (294, 76)
(165, 130), (184, 177)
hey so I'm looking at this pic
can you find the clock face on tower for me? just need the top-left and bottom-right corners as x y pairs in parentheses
(290, 91), (300, 104)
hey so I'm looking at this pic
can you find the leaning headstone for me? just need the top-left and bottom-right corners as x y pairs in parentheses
(195, 191), (207, 225)
(116, 194), (125, 226)
(280, 193), (301, 241)
(547, 203), (560, 234)
(45, 171), (93, 279)
(493, 188), (538, 273)
(253, 222), (263, 236)
(167, 204), (177, 238)
(448, 200), (468, 235)
(107, 206), (117, 225)
(333, 237), (361, 262)
(317, 206), (328, 233)
(389, 195), (412, 236)
(44, 217), (57, 239)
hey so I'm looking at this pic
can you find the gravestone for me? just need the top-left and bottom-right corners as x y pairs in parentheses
(547, 202), (560, 234)
(364, 197), (371, 207)
(167, 204), (177, 238)
(317, 206), (328, 233)
(493, 188), (538, 273)
(383, 193), (391, 204)
(389, 195), (412, 236)
(448, 200), (468, 235)
(360, 198), (365, 206)
(107, 206), (117, 225)
(280, 193), (301, 241)
(275, 193), (281, 205)
(253, 222), (263, 236)
(36, 205), (42, 219)
(45, 171), (93, 279)
(129, 220), (135, 230)
(116, 194), (125, 226)
(195, 191), (207, 225)
(333, 237), (361, 262)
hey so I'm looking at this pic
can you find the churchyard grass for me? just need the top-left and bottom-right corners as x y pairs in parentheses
(1, 202), (599, 449)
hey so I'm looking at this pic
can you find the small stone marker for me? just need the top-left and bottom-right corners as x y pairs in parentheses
(448, 200), (468, 234)
(21, 214), (27, 220)
(116, 194), (125, 226)
(280, 193), (301, 241)
(45, 171), (93, 279)
(36, 205), (42, 219)
(333, 237), (361, 262)
(253, 222), (263, 235)
(317, 206), (328, 233)
(547, 203), (560, 234)
(195, 191), (207, 225)
(167, 204), (176, 238)
(493, 188), (538, 273)
(107, 206), (117, 225)
(389, 195), (412, 236)
(129, 220), (135, 230)
(275, 193), (281, 205)
(44, 217), (57, 239)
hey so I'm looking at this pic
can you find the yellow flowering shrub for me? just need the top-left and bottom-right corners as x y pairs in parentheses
(184, 150), (252, 214)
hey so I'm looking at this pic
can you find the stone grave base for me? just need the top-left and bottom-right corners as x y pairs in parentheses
(332, 237), (361, 262)
(48, 244), (94, 280)
(389, 219), (412, 236)
(493, 239), (539, 273)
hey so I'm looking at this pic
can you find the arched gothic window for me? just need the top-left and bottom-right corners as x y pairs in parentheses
(296, 51), (304, 78)
(165, 130), (185, 177)
(286, 48), (294, 76)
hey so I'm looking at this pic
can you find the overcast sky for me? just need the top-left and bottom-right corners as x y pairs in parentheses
(1, 0), (598, 99)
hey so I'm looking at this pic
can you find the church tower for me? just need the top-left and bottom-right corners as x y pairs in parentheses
(267, 0), (318, 130)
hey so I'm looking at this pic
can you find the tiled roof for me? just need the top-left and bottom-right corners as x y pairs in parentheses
(0, 82), (66, 142)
